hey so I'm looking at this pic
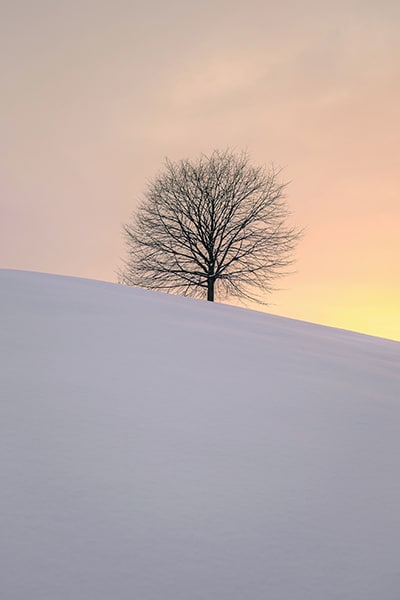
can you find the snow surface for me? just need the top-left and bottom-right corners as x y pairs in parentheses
(1, 269), (399, 599)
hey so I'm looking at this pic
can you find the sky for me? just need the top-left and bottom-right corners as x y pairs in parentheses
(1, 0), (399, 340)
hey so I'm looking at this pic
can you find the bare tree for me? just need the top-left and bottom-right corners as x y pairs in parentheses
(120, 150), (301, 303)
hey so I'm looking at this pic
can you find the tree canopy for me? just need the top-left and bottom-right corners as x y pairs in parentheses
(121, 150), (301, 303)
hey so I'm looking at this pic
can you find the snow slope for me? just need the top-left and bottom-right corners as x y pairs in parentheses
(1, 269), (399, 600)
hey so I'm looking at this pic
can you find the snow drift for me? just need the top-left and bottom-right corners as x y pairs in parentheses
(1, 269), (399, 599)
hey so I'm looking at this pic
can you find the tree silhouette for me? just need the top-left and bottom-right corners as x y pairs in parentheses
(121, 150), (301, 303)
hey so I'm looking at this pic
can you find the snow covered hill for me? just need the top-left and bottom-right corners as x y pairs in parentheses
(1, 269), (399, 600)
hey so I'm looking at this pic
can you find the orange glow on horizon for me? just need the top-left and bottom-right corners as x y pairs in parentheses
(263, 284), (400, 342)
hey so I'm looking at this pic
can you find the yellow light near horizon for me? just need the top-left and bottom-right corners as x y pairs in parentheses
(263, 283), (400, 342)
(325, 292), (400, 342)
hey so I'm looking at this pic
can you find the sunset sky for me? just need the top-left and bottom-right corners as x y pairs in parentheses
(1, 0), (399, 340)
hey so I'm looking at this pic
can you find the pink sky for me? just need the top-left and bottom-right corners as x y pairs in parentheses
(1, 0), (399, 340)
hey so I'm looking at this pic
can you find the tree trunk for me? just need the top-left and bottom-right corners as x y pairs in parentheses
(207, 277), (214, 302)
